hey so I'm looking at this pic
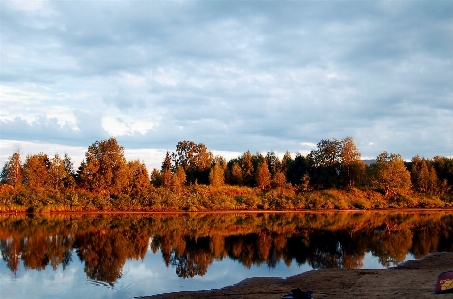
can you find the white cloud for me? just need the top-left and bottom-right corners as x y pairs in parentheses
(299, 142), (317, 149)
(0, 139), (86, 168)
(0, 140), (170, 171)
(102, 116), (157, 136)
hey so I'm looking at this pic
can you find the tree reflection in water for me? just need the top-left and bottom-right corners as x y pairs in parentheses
(75, 229), (149, 286)
(1, 212), (453, 285)
(170, 237), (213, 278)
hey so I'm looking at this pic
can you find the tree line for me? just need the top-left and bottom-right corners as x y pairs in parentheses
(0, 136), (452, 211)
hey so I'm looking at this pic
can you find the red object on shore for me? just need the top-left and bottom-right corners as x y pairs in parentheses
(435, 271), (453, 294)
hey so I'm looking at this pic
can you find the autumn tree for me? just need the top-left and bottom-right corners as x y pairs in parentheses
(309, 139), (341, 168)
(410, 156), (440, 195)
(161, 170), (173, 188)
(22, 153), (50, 188)
(77, 137), (128, 194)
(176, 165), (186, 186)
(213, 155), (227, 168)
(171, 141), (213, 184)
(256, 160), (271, 190)
(1, 149), (22, 187)
(171, 165), (186, 192)
(126, 160), (150, 196)
(48, 154), (75, 190)
(300, 173), (311, 191)
(339, 137), (365, 188)
(209, 162), (225, 187)
(271, 171), (287, 188)
(369, 152), (411, 197)
(306, 137), (365, 189)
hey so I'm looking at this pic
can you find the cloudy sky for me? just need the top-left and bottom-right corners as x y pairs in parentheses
(1, 0), (452, 170)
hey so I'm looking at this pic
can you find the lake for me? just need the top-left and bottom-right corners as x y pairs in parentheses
(1, 211), (453, 299)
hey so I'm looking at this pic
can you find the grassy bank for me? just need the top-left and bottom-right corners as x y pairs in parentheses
(0, 184), (452, 213)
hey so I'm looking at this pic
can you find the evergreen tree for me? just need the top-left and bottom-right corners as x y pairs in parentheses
(161, 151), (172, 173)
(251, 152), (265, 174)
(150, 168), (162, 187)
(411, 156), (440, 194)
(287, 153), (309, 186)
(161, 169), (172, 188)
(281, 151), (293, 175)
(266, 151), (281, 177)
(159, 151), (173, 188)
(433, 156), (453, 191)
(63, 153), (76, 189)
(241, 151), (254, 186)
(1, 150), (22, 187)
(230, 163), (243, 185)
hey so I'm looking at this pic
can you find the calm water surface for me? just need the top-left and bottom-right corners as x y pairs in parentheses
(1, 212), (452, 299)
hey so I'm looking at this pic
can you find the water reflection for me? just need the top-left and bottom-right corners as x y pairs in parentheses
(0, 212), (453, 287)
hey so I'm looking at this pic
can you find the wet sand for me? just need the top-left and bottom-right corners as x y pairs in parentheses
(139, 252), (453, 299)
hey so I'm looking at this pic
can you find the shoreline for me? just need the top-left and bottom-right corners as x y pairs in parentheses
(2, 208), (453, 216)
(140, 252), (453, 299)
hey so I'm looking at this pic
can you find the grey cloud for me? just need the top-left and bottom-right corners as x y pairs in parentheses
(1, 0), (452, 161)
(0, 117), (77, 145)
(102, 89), (145, 110)
(0, 115), (108, 149)
(73, 110), (109, 141)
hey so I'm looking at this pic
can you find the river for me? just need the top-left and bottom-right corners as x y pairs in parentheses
(0, 211), (452, 299)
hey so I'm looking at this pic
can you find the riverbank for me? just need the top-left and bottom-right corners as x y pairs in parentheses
(1, 185), (452, 213)
(141, 252), (453, 299)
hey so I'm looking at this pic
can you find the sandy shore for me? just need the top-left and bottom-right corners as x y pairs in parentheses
(139, 252), (453, 299)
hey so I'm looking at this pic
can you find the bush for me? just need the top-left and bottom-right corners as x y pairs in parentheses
(0, 183), (452, 213)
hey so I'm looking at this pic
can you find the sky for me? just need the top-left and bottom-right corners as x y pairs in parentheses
(1, 0), (452, 171)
